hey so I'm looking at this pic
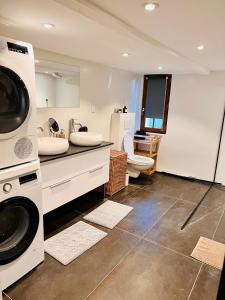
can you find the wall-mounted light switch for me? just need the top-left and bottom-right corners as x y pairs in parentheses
(91, 104), (96, 113)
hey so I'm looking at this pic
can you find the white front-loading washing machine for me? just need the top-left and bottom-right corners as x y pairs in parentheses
(0, 36), (38, 170)
(0, 160), (44, 290)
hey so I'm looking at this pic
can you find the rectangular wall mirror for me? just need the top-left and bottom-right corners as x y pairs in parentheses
(35, 60), (80, 108)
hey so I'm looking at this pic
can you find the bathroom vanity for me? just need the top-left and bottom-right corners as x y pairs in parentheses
(39, 142), (112, 214)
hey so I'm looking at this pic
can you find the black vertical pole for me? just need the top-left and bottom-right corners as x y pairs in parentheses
(181, 103), (225, 230)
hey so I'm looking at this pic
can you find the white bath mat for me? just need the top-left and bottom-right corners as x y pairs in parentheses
(83, 200), (133, 229)
(45, 221), (107, 265)
(191, 237), (225, 270)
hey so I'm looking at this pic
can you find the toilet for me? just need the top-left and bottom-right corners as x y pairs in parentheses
(123, 133), (154, 178)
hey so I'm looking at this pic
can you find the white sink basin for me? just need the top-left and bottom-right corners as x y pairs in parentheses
(38, 137), (69, 155)
(70, 132), (103, 146)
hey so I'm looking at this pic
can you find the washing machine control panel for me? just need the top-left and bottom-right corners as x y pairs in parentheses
(7, 42), (29, 54)
(3, 183), (12, 193)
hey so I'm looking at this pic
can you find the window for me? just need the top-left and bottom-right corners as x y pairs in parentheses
(141, 74), (172, 134)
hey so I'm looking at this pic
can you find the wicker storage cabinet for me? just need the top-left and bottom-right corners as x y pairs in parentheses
(106, 150), (127, 197)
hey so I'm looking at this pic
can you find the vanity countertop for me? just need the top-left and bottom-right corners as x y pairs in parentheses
(39, 141), (113, 164)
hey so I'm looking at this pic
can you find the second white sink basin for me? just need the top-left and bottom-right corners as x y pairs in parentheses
(38, 137), (69, 155)
(70, 132), (103, 146)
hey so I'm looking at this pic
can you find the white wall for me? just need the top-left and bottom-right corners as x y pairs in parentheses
(35, 72), (80, 108)
(156, 72), (225, 182)
(134, 72), (225, 182)
(55, 76), (79, 107)
(35, 49), (139, 140)
(35, 49), (225, 184)
(35, 73), (56, 107)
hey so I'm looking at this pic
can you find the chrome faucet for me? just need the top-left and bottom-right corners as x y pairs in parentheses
(70, 119), (82, 134)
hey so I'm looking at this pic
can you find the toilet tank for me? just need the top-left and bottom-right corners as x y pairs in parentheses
(110, 113), (135, 151)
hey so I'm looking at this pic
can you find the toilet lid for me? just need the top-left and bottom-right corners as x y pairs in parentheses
(123, 132), (135, 158)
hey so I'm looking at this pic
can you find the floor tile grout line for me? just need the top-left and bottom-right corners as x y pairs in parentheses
(180, 198), (213, 209)
(116, 188), (144, 204)
(142, 203), (225, 262)
(186, 202), (225, 299)
(82, 183), (175, 298)
(186, 263), (204, 300)
(212, 204), (225, 240)
(142, 199), (179, 239)
(43, 181), (225, 299)
(115, 226), (143, 240)
(114, 206), (199, 262)
(114, 191), (225, 263)
(139, 186), (183, 201)
(2, 291), (14, 300)
(116, 220), (201, 263)
(84, 240), (141, 300)
(76, 187), (141, 215)
(84, 222), (204, 299)
(143, 237), (202, 263)
(187, 205), (225, 227)
(121, 185), (154, 199)
(129, 184), (150, 190)
(137, 186), (214, 209)
(75, 186), (215, 219)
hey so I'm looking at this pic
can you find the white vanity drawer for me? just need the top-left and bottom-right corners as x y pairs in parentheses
(41, 147), (110, 188)
(43, 162), (109, 214)
(86, 163), (109, 191)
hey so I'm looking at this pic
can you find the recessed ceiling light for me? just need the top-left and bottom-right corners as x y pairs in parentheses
(197, 44), (205, 51)
(144, 2), (159, 12)
(42, 23), (55, 29)
(34, 59), (39, 64)
(122, 52), (129, 57)
(158, 66), (163, 70)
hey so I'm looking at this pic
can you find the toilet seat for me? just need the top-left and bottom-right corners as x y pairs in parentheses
(128, 155), (154, 166)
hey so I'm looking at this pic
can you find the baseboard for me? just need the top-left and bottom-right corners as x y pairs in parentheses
(155, 170), (224, 187)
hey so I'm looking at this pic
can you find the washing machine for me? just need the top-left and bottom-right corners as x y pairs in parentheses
(0, 36), (38, 170)
(0, 160), (44, 290)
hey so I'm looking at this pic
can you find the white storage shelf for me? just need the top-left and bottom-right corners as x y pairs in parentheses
(41, 147), (110, 214)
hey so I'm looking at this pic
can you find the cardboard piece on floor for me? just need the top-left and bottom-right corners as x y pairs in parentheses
(191, 237), (225, 270)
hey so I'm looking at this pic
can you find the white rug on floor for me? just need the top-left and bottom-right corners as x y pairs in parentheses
(83, 200), (133, 229)
(45, 221), (107, 265)
(191, 237), (225, 270)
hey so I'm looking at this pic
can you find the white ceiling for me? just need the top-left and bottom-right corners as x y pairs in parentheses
(0, 0), (225, 74)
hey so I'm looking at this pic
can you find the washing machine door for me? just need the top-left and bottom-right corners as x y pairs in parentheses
(0, 196), (39, 265)
(0, 66), (30, 139)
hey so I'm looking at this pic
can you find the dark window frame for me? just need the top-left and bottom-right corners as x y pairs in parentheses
(140, 74), (172, 134)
